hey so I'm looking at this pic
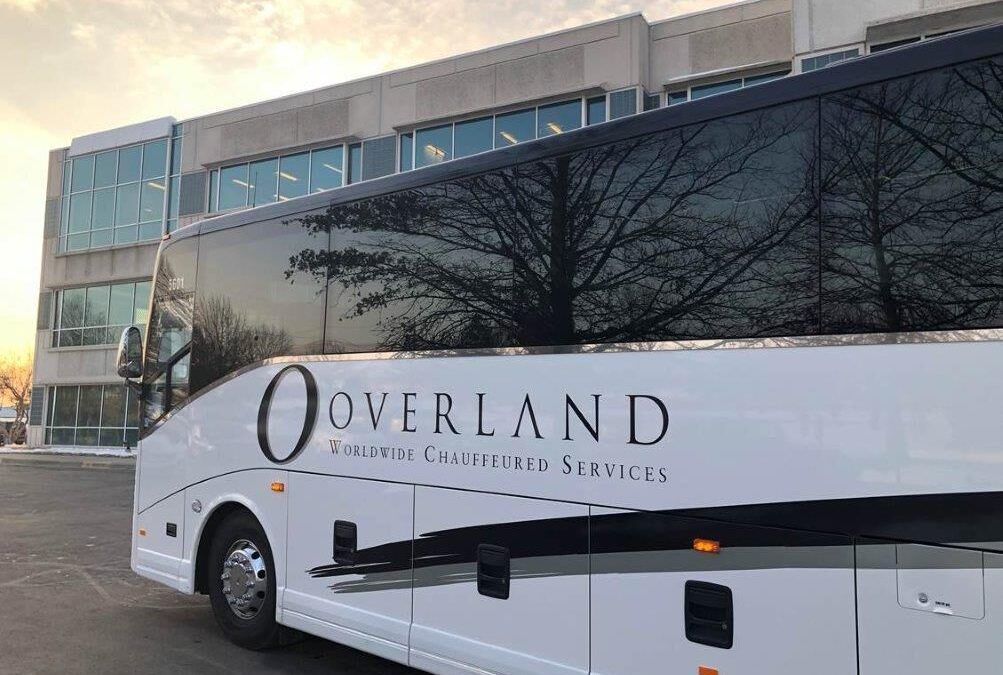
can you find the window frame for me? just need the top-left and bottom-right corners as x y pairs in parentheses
(58, 138), (170, 255)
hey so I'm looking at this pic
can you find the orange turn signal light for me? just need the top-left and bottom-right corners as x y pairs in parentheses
(693, 538), (721, 554)
(698, 667), (719, 675)
(270, 481), (285, 493)
(138, 528), (147, 537)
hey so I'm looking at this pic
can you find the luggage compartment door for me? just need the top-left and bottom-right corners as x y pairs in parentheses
(284, 474), (414, 666)
(410, 487), (589, 675)
(858, 540), (1002, 674)
(590, 507), (857, 675)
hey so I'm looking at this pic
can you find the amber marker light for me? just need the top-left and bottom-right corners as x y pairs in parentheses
(270, 482), (285, 493)
(138, 528), (147, 537)
(698, 667), (719, 675)
(693, 538), (721, 554)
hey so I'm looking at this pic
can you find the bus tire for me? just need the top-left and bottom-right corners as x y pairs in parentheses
(206, 510), (284, 649)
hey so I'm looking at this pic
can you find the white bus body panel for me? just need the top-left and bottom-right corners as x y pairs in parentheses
(590, 507), (857, 675)
(283, 474), (413, 666)
(410, 488), (589, 675)
(172, 340), (1003, 514)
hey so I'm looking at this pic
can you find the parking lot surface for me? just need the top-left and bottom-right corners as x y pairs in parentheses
(0, 455), (417, 675)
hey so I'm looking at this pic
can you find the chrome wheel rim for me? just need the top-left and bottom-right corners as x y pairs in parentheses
(221, 539), (267, 619)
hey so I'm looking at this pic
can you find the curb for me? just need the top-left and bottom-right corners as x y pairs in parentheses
(0, 453), (136, 471)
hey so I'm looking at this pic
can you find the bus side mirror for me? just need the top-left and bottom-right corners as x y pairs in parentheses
(116, 326), (144, 380)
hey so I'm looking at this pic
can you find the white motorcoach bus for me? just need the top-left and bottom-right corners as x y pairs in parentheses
(119, 25), (1003, 675)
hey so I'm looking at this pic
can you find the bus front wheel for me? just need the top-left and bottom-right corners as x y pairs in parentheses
(206, 510), (284, 649)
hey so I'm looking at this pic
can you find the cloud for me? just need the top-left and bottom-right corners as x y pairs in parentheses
(69, 22), (95, 47)
(0, 0), (46, 11)
(0, 0), (732, 351)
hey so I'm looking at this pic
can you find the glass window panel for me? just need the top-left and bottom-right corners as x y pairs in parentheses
(586, 96), (606, 125)
(134, 281), (151, 325)
(538, 100), (582, 137)
(62, 161), (71, 196)
(190, 218), (327, 394)
(143, 237), (197, 421)
(126, 387), (139, 428)
(117, 145), (142, 184)
(168, 176), (180, 219)
(60, 288), (85, 329)
(76, 428), (100, 446)
(115, 183), (140, 226)
(310, 146), (344, 192)
(170, 353), (190, 410)
(77, 386), (102, 427)
(67, 233), (89, 252)
(82, 327), (105, 345)
(142, 139), (168, 180)
(60, 197), (69, 235)
(115, 225), (138, 244)
(52, 387), (78, 427)
(91, 188), (115, 230)
(870, 37), (920, 53)
(668, 91), (688, 106)
(249, 158), (278, 207)
(821, 56), (1003, 334)
(218, 164), (248, 210)
(138, 222), (162, 241)
(140, 179), (165, 222)
(347, 143), (362, 184)
(208, 169), (218, 212)
(454, 117), (493, 158)
(278, 152), (309, 201)
(93, 151), (117, 188)
(84, 285), (109, 327)
(415, 125), (452, 168)
(59, 329), (81, 346)
(609, 89), (638, 119)
(100, 428), (125, 447)
(400, 133), (413, 171)
(91, 229), (113, 248)
(109, 284), (135, 325)
(124, 429), (139, 447)
(744, 70), (789, 87)
(644, 93), (661, 111)
(101, 385), (125, 427)
(70, 155), (94, 192)
(691, 79), (742, 100)
(68, 192), (92, 233)
(170, 137), (183, 175)
(51, 428), (76, 445)
(495, 109), (535, 147)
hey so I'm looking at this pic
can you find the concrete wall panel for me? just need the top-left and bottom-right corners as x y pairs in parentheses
(496, 46), (585, 107)
(46, 149), (64, 199)
(415, 65), (496, 122)
(689, 13), (792, 73)
(217, 108), (300, 163)
(42, 243), (158, 289)
(296, 99), (351, 146)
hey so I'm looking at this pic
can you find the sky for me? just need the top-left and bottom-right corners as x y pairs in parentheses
(0, 0), (730, 354)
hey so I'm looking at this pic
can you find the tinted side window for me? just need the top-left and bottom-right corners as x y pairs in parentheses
(190, 219), (327, 393)
(302, 99), (819, 352)
(143, 238), (197, 426)
(558, 99), (818, 343)
(821, 56), (1003, 333)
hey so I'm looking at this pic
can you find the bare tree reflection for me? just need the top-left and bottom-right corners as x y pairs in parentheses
(822, 56), (1003, 333)
(191, 295), (293, 391)
(289, 102), (819, 352)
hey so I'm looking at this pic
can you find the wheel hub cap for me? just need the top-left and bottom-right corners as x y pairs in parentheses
(221, 539), (267, 619)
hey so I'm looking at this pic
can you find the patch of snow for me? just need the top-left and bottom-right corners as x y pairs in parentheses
(2, 446), (135, 458)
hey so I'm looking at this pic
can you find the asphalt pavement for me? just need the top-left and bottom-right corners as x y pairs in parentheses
(0, 454), (418, 675)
